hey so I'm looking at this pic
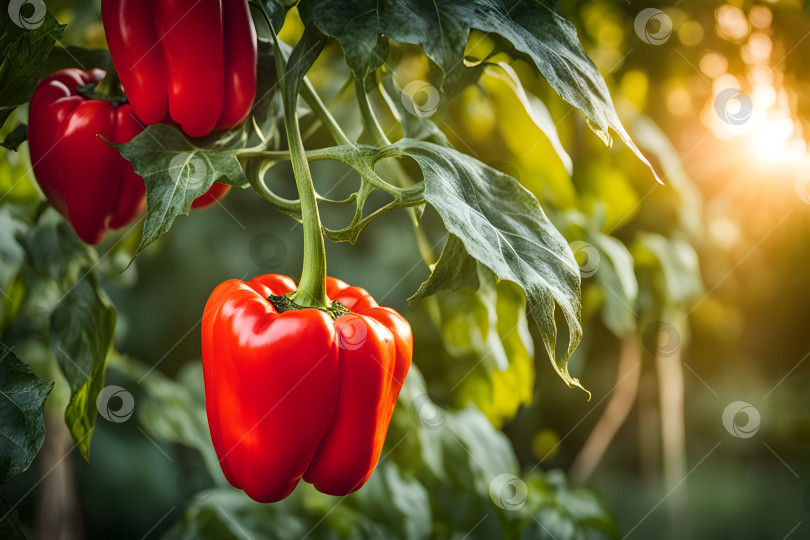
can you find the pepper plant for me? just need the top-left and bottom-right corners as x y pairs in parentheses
(0, 0), (686, 537)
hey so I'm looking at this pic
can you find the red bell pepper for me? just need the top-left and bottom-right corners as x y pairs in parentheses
(28, 68), (146, 245)
(101, 0), (257, 138)
(28, 69), (233, 244)
(201, 274), (412, 502)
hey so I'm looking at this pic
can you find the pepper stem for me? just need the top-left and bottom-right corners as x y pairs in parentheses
(76, 61), (128, 106)
(275, 49), (330, 309)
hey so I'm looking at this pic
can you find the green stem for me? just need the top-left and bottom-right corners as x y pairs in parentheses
(356, 77), (390, 147)
(301, 80), (353, 147)
(273, 58), (329, 309)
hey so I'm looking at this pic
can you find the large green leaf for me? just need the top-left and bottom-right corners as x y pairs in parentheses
(297, 0), (657, 178)
(409, 234), (479, 301)
(0, 344), (53, 483)
(111, 125), (248, 256)
(49, 277), (116, 461)
(0, 0), (64, 129)
(398, 139), (585, 393)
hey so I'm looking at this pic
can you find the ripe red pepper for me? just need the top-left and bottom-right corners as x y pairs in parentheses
(28, 68), (146, 245)
(101, 0), (257, 138)
(28, 69), (232, 244)
(202, 274), (412, 503)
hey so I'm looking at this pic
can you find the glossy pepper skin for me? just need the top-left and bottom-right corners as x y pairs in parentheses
(101, 0), (257, 138)
(202, 274), (412, 503)
(28, 68), (146, 245)
(28, 69), (232, 244)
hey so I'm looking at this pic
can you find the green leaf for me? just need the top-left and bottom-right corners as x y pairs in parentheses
(24, 208), (92, 287)
(590, 232), (638, 337)
(49, 277), (116, 461)
(634, 232), (702, 309)
(111, 124), (248, 257)
(409, 234), (479, 301)
(380, 71), (450, 146)
(0, 492), (26, 540)
(396, 139), (585, 393)
(0, 124), (25, 151)
(298, 0), (657, 179)
(486, 62), (572, 176)
(0, 1), (64, 128)
(0, 344), (53, 483)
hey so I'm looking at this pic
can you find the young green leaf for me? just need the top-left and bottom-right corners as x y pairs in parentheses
(397, 139), (585, 393)
(111, 124), (248, 256)
(0, 344), (53, 483)
(49, 277), (116, 462)
(0, 124), (26, 151)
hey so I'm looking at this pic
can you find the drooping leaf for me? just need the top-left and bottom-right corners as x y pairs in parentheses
(49, 277), (116, 461)
(410, 234), (479, 301)
(111, 124), (249, 256)
(0, 344), (53, 483)
(485, 62), (573, 176)
(396, 139), (585, 393)
(298, 0), (658, 179)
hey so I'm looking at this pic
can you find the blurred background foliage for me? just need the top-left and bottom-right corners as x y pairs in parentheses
(3, 0), (810, 539)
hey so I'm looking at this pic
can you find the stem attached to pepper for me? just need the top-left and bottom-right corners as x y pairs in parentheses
(77, 61), (128, 107)
(271, 38), (330, 309)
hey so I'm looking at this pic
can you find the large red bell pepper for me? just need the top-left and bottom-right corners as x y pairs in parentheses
(101, 0), (257, 138)
(201, 274), (412, 503)
(28, 69), (233, 245)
